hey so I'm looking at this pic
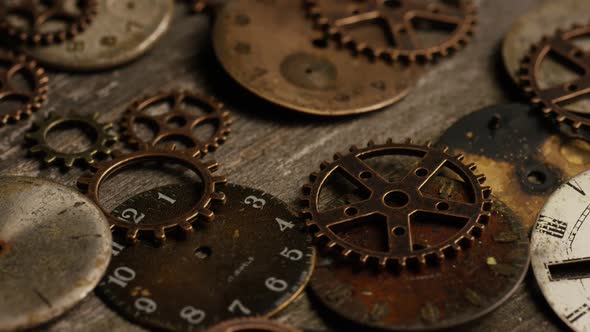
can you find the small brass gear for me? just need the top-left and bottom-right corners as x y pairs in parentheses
(305, 0), (477, 62)
(26, 112), (117, 167)
(77, 146), (227, 242)
(520, 23), (590, 130)
(300, 139), (492, 269)
(0, 50), (48, 125)
(121, 90), (233, 155)
(0, 0), (98, 45)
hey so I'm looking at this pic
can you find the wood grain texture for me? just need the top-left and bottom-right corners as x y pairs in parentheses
(0, 0), (569, 331)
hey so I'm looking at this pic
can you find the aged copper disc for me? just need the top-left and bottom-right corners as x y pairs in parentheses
(437, 103), (590, 229)
(212, 0), (420, 116)
(502, 0), (590, 84)
(310, 197), (529, 331)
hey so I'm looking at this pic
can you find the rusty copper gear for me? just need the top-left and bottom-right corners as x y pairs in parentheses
(0, 0), (97, 45)
(121, 90), (233, 155)
(26, 112), (117, 167)
(520, 23), (590, 130)
(77, 147), (227, 242)
(0, 50), (48, 125)
(300, 139), (493, 269)
(205, 318), (302, 332)
(305, 0), (477, 62)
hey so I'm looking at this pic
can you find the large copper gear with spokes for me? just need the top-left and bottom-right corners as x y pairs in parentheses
(0, 50), (48, 125)
(77, 147), (227, 242)
(121, 90), (233, 155)
(305, 0), (477, 62)
(0, 0), (97, 45)
(520, 23), (590, 130)
(300, 140), (493, 269)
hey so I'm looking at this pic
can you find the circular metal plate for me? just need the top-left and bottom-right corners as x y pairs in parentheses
(531, 169), (590, 332)
(437, 103), (590, 229)
(212, 0), (420, 116)
(502, 0), (590, 83)
(24, 0), (174, 71)
(97, 183), (315, 331)
(0, 176), (112, 332)
(310, 198), (529, 331)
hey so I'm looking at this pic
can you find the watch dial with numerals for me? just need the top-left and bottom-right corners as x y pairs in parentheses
(531, 169), (590, 332)
(96, 183), (315, 331)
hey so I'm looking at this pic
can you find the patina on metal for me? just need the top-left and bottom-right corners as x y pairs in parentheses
(436, 103), (590, 229)
(24, 0), (174, 71)
(205, 318), (302, 332)
(26, 112), (117, 167)
(531, 169), (590, 332)
(96, 183), (315, 331)
(310, 183), (529, 331)
(121, 90), (233, 156)
(301, 140), (492, 270)
(0, 176), (112, 332)
(212, 0), (421, 116)
(305, 0), (477, 62)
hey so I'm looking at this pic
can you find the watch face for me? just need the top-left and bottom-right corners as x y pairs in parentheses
(531, 169), (590, 331)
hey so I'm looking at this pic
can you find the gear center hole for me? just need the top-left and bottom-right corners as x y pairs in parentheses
(527, 171), (546, 185)
(384, 190), (410, 208)
(47, 120), (98, 154)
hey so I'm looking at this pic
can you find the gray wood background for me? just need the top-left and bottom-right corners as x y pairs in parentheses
(0, 0), (570, 331)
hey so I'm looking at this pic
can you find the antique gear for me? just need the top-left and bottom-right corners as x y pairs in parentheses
(206, 318), (302, 332)
(437, 103), (590, 229)
(0, 50), (48, 126)
(0, 0), (98, 45)
(305, 0), (477, 62)
(520, 23), (590, 130)
(301, 140), (492, 269)
(26, 112), (117, 167)
(213, 0), (421, 116)
(121, 90), (232, 155)
(97, 183), (314, 331)
(311, 197), (529, 331)
(77, 147), (227, 242)
(502, 0), (590, 83)
(0, 176), (111, 332)
(24, 0), (174, 71)
(531, 169), (590, 331)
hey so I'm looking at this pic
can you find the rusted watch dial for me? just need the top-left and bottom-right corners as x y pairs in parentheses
(96, 183), (315, 331)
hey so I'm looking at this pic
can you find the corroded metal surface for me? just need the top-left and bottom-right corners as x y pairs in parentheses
(24, 0), (174, 71)
(0, 176), (112, 332)
(212, 0), (421, 116)
(97, 183), (315, 331)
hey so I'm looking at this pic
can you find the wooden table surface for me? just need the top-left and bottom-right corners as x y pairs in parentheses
(0, 0), (571, 331)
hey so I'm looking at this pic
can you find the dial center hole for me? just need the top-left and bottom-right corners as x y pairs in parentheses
(194, 246), (212, 259)
(384, 190), (409, 208)
(527, 171), (546, 185)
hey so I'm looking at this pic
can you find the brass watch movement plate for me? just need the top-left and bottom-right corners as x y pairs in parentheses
(96, 183), (315, 331)
(212, 0), (420, 116)
(0, 176), (112, 332)
(502, 0), (590, 84)
(310, 197), (529, 331)
(24, 0), (174, 71)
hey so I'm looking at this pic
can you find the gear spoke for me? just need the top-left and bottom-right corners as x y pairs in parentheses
(419, 196), (482, 220)
(333, 10), (381, 28)
(386, 211), (412, 255)
(401, 152), (446, 189)
(539, 76), (590, 104)
(548, 37), (590, 73)
(412, 10), (464, 26)
(389, 18), (421, 49)
(336, 154), (391, 190)
(319, 198), (383, 228)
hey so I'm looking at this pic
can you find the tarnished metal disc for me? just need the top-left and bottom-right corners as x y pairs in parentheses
(97, 183), (314, 331)
(437, 104), (590, 229)
(0, 176), (112, 332)
(311, 198), (529, 331)
(212, 0), (420, 116)
(24, 0), (174, 71)
(502, 0), (590, 84)
(531, 169), (590, 332)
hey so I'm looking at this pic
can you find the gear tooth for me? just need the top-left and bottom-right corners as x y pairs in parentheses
(64, 157), (75, 168)
(211, 191), (226, 202)
(199, 207), (215, 221)
(360, 255), (369, 265)
(436, 251), (445, 260)
(313, 231), (326, 239)
(44, 155), (56, 164)
(153, 227), (166, 241)
(333, 152), (343, 160)
(464, 234), (475, 243)
(418, 254), (426, 265)
(573, 121), (583, 129)
(85, 155), (95, 164)
(349, 145), (359, 152)
(326, 241), (337, 249)
(398, 257), (407, 268)
(367, 140), (375, 147)
(467, 163), (477, 171)
(320, 160), (331, 170)
(405, 138), (413, 144)
(455, 153), (465, 161)
(212, 176), (227, 185)
(341, 248), (352, 257)
(204, 160), (219, 171)
(541, 107), (552, 114)
(385, 138), (393, 144)
(29, 145), (42, 153)
(179, 221), (193, 232)
(309, 173), (319, 182)
(531, 96), (542, 103)
(452, 243), (461, 251)
(76, 175), (92, 189)
(425, 141), (433, 147)
(378, 257), (388, 269)
(302, 184), (313, 194)
(556, 115), (566, 122)
(476, 174), (486, 183)
(126, 227), (139, 243)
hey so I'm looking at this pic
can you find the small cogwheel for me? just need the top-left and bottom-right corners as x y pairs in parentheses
(77, 146), (227, 242)
(0, 0), (98, 45)
(0, 50), (48, 125)
(300, 139), (492, 269)
(121, 90), (232, 155)
(520, 23), (590, 130)
(305, 0), (477, 62)
(26, 112), (117, 167)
